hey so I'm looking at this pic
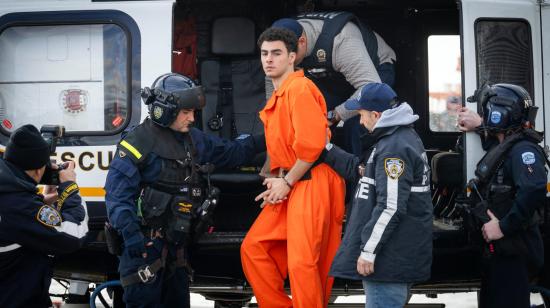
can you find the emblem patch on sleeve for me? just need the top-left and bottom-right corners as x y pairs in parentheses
(37, 205), (62, 227)
(384, 158), (404, 180)
(521, 152), (535, 165)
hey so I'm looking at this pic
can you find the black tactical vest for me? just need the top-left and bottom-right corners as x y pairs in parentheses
(119, 119), (206, 245)
(470, 130), (548, 223)
(298, 12), (379, 110)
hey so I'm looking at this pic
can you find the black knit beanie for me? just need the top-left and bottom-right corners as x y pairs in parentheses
(4, 124), (51, 170)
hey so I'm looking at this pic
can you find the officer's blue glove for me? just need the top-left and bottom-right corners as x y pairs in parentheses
(124, 234), (146, 259)
(122, 223), (146, 259)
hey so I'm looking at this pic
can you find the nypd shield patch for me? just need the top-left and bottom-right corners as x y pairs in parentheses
(37, 205), (62, 227)
(521, 152), (535, 165)
(384, 158), (404, 180)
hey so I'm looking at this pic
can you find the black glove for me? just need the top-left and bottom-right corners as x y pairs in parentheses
(124, 233), (146, 258)
(122, 223), (145, 258)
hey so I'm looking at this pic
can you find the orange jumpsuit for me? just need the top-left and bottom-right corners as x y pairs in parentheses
(241, 70), (345, 308)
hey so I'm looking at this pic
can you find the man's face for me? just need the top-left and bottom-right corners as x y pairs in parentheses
(359, 109), (380, 133)
(260, 40), (296, 79)
(294, 34), (307, 64)
(446, 102), (460, 115)
(169, 108), (195, 133)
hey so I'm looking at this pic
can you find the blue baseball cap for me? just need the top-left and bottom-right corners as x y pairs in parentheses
(272, 18), (303, 38)
(344, 83), (398, 112)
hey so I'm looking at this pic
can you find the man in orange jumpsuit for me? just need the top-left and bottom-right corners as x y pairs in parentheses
(240, 27), (345, 308)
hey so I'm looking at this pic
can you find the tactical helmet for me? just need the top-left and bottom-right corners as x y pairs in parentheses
(141, 73), (205, 127)
(478, 83), (536, 132)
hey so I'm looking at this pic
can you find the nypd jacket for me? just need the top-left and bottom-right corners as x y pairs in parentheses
(0, 159), (88, 308)
(105, 121), (265, 262)
(328, 103), (433, 282)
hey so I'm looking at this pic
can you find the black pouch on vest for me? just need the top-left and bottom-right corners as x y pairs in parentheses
(165, 196), (194, 244)
(141, 187), (172, 228)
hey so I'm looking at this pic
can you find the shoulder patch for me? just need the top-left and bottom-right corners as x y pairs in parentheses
(384, 158), (404, 180)
(521, 152), (536, 165)
(37, 205), (62, 227)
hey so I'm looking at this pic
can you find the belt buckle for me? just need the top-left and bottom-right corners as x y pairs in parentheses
(137, 265), (156, 284)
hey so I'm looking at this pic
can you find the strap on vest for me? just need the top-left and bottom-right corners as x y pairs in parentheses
(213, 59), (235, 138)
(299, 12), (379, 70)
(475, 129), (548, 184)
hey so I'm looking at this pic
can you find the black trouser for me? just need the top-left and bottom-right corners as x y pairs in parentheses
(479, 255), (530, 308)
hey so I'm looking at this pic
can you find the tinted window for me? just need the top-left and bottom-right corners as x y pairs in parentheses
(0, 24), (129, 134)
(475, 19), (533, 97)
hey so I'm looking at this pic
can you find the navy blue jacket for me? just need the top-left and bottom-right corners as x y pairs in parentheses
(493, 140), (546, 269)
(0, 159), (88, 308)
(327, 103), (433, 282)
(105, 126), (263, 253)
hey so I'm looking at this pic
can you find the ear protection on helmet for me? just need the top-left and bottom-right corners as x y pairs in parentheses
(477, 83), (536, 132)
(141, 73), (206, 127)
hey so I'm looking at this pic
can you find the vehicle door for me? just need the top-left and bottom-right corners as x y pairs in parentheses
(0, 0), (173, 230)
(460, 0), (543, 180)
(0, 0), (173, 204)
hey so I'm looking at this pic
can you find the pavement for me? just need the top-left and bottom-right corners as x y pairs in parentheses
(50, 280), (545, 307)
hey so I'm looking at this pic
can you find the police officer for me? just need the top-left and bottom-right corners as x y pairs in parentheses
(325, 83), (433, 307)
(270, 13), (396, 156)
(104, 73), (265, 308)
(466, 84), (546, 307)
(0, 124), (88, 308)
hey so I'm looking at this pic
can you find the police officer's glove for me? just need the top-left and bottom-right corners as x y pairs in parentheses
(122, 224), (146, 259)
(124, 233), (146, 258)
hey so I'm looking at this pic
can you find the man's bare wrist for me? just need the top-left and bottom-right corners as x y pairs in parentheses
(282, 177), (293, 188)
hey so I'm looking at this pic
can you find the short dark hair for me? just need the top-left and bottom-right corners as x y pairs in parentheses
(257, 27), (298, 53)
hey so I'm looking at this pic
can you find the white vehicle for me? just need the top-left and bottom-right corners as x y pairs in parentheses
(0, 0), (549, 306)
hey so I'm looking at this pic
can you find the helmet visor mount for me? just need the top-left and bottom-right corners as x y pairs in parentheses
(151, 86), (205, 111)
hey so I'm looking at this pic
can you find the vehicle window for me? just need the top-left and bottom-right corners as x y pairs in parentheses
(0, 24), (129, 134)
(475, 19), (533, 98)
(428, 35), (462, 133)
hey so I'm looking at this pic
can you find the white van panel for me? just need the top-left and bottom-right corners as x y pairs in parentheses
(542, 2), (550, 151)
(460, 0), (543, 180)
(0, 0), (174, 200)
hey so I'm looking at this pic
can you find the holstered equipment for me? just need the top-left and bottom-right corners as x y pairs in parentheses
(104, 222), (123, 256)
(459, 129), (548, 257)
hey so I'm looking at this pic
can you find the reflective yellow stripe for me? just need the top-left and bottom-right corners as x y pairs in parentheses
(120, 140), (142, 160)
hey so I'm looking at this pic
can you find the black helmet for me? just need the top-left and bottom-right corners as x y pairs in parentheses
(478, 83), (536, 132)
(141, 73), (205, 127)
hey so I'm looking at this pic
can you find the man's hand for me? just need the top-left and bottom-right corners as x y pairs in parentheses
(125, 236), (155, 259)
(327, 110), (342, 127)
(59, 161), (77, 183)
(482, 210), (504, 242)
(42, 185), (58, 205)
(255, 177), (291, 208)
(357, 256), (374, 276)
(457, 107), (483, 132)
